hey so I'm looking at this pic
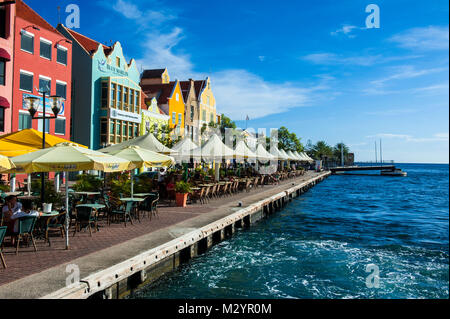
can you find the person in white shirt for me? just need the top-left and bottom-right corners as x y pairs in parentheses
(3, 198), (41, 234)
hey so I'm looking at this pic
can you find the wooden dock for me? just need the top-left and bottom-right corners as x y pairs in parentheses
(330, 165), (396, 173)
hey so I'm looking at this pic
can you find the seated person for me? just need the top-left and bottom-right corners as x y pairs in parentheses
(9, 200), (42, 234)
(2, 196), (22, 230)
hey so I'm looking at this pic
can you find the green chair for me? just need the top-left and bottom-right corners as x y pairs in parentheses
(0, 226), (7, 268)
(45, 211), (66, 246)
(141, 193), (159, 220)
(14, 216), (38, 255)
(109, 201), (134, 227)
(73, 207), (97, 237)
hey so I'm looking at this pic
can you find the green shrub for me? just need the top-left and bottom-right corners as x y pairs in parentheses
(72, 174), (103, 192)
(175, 181), (192, 194)
(31, 179), (62, 206)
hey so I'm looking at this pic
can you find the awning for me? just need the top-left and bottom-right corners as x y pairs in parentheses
(0, 96), (10, 109)
(0, 48), (11, 61)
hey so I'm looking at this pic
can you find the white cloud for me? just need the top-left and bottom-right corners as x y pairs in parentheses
(109, 0), (176, 27)
(258, 56), (266, 62)
(389, 26), (449, 51)
(211, 69), (327, 120)
(136, 28), (194, 79)
(371, 65), (448, 87)
(301, 53), (420, 66)
(367, 133), (449, 143)
(331, 25), (360, 38)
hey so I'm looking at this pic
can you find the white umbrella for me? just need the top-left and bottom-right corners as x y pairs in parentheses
(286, 150), (298, 161)
(234, 140), (257, 163)
(99, 132), (175, 154)
(191, 134), (235, 181)
(171, 137), (198, 163)
(255, 144), (275, 162)
(269, 145), (288, 161)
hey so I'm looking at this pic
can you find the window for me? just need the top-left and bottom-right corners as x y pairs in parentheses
(111, 84), (116, 107)
(19, 113), (32, 130)
(175, 93), (179, 102)
(40, 39), (52, 60)
(0, 60), (5, 86)
(117, 85), (122, 108)
(38, 118), (50, 133)
(110, 121), (115, 134)
(134, 125), (139, 137)
(0, 108), (4, 132)
(21, 31), (34, 53)
(116, 57), (120, 67)
(210, 113), (214, 123)
(39, 77), (51, 94)
(190, 105), (194, 121)
(0, 7), (6, 39)
(117, 121), (121, 135)
(123, 87), (128, 110)
(207, 96), (210, 106)
(123, 123), (127, 136)
(178, 113), (182, 126)
(57, 46), (67, 65)
(202, 110), (206, 121)
(172, 112), (176, 124)
(20, 71), (33, 92)
(129, 125), (132, 137)
(101, 82), (108, 108)
(56, 81), (67, 99)
(55, 118), (66, 135)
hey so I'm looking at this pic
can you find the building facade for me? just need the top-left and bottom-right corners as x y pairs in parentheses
(141, 75), (185, 138)
(57, 25), (141, 150)
(0, 0), (15, 135)
(179, 79), (200, 143)
(11, 0), (72, 141)
(140, 96), (169, 138)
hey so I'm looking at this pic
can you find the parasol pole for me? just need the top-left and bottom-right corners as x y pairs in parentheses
(65, 171), (70, 250)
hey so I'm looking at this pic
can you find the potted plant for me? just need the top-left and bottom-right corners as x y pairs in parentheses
(175, 181), (192, 208)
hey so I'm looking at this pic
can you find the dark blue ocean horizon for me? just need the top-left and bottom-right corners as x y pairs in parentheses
(132, 163), (449, 299)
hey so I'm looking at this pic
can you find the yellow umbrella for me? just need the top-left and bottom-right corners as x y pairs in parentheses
(106, 146), (175, 169)
(9, 143), (132, 174)
(0, 154), (15, 172)
(105, 146), (175, 197)
(9, 142), (133, 250)
(0, 129), (87, 157)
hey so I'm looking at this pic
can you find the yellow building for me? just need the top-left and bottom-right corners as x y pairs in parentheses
(141, 79), (185, 138)
(140, 97), (169, 138)
(197, 77), (217, 126)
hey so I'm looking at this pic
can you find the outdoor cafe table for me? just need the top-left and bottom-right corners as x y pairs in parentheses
(76, 204), (106, 210)
(35, 211), (60, 240)
(18, 195), (40, 200)
(120, 198), (145, 203)
(133, 193), (153, 197)
(74, 192), (101, 196)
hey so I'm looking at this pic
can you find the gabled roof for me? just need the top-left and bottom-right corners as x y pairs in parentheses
(141, 69), (166, 80)
(141, 81), (178, 106)
(179, 81), (194, 103)
(59, 24), (112, 56)
(194, 80), (207, 98)
(16, 0), (64, 35)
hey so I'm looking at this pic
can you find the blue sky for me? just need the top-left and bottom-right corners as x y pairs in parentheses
(29, 0), (449, 163)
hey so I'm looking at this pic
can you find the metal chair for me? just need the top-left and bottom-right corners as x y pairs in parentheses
(0, 226), (7, 268)
(14, 216), (38, 255)
(73, 206), (98, 237)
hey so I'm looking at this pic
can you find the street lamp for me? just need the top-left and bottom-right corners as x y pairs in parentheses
(24, 88), (63, 207)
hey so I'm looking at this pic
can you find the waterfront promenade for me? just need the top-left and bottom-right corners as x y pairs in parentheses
(0, 171), (327, 299)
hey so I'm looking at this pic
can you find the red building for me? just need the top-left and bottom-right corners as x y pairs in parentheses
(11, 0), (72, 140)
(0, 0), (15, 135)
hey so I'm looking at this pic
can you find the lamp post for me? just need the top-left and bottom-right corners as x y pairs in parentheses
(24, 88), (63, 208)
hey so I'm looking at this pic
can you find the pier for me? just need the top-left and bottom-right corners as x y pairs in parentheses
(0, 171), (330, 299)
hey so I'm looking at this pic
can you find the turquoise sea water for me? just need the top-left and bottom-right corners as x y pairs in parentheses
(132, 164), (449, 299)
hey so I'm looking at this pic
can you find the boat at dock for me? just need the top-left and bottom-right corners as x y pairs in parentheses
(381, 169), (407, 177)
